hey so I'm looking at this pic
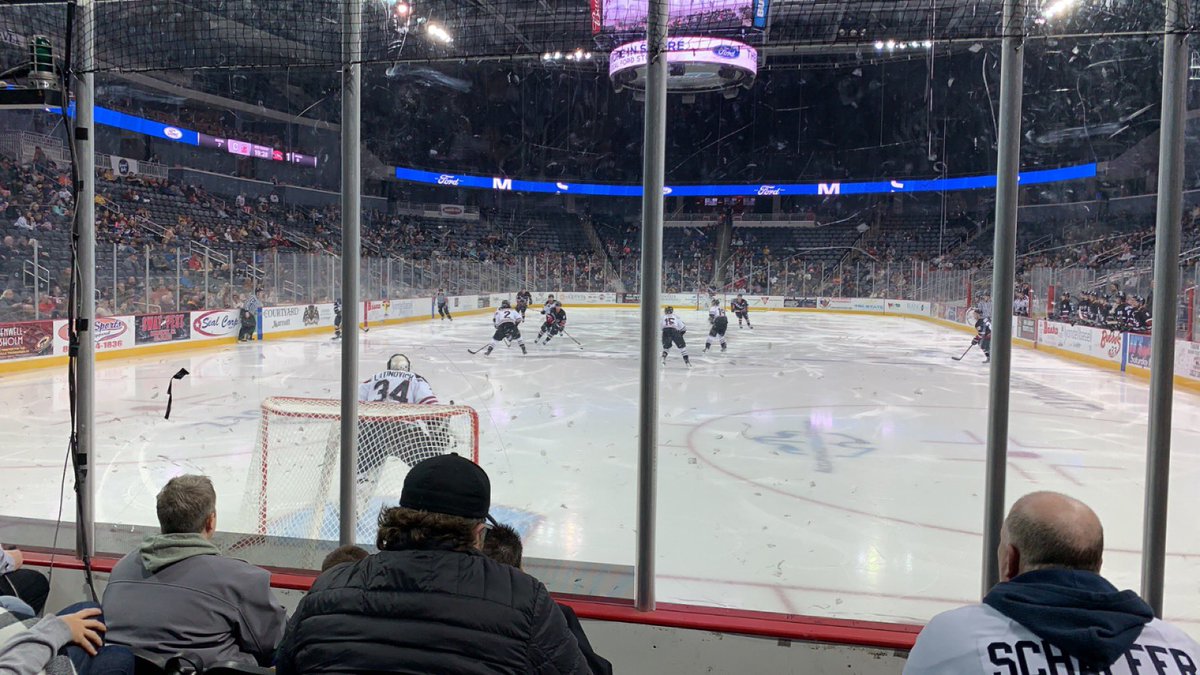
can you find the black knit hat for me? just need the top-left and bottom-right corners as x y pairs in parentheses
(400, 454), (491, 520)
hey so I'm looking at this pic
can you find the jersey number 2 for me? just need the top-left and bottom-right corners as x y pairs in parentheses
(373, 379), (410, 402)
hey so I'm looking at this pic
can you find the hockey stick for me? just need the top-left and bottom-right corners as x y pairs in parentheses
(467, 343), (492, 355)
(951, 342), (976, 361)
(559, 329), (583, 348)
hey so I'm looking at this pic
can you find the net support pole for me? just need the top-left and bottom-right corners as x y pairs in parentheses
(74, 0), (97, 559)
(1141, 0), (1188, 616)
(981, 0), (1024, 594)
(338, 0), (362, 547)
(635, 0), (668, 613)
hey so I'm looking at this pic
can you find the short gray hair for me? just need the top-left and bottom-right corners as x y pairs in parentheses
(1006, 507), (1103, 573)
(156, 475), (216, 534)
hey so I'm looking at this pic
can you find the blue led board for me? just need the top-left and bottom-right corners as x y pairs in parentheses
(397, 163), (1097, 198)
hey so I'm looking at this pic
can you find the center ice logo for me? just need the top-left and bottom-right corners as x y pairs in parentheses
(747, 429), (875, 473)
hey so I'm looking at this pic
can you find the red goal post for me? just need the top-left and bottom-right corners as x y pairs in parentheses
(242, 397), (480, 555)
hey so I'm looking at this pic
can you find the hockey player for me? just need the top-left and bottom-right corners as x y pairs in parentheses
(537, 301), (568, 345)
(705, 299), (729, 352)
(661, 306), (691, 367)
(541, 294), (557, 315)
(1127, 295), (1151, 332)
(356, 354), (447, 479)
(484, 300), (526, 356)
(515, 289), (533, 317)
(332, 298), (343, 339)
(436, 290), (452, 321)
(731, 294), (752, 329)
(972, 308), (992, 364)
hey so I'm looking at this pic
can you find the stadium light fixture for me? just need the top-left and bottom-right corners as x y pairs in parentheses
(874, 41), (884, 50)
(1040, 0), (1078, 20)
(426, 23), (452, 43)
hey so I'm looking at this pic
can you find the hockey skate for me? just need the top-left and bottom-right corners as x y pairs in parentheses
(703, 345), (711, 352)
(661, 351), (667, 365)
(484, 346), (493, 356)
(520, 344), (527, 355)
(721, 344), (727, 352)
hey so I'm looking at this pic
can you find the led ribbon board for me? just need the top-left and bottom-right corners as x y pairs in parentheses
(396, 163), (1098, 198)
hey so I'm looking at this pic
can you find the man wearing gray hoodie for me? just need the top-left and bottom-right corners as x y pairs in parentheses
(101, 475), (286, 668)
(905, 491), (1199, 674)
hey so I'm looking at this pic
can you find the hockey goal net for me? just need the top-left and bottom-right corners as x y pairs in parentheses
(239, 397), (479, 560)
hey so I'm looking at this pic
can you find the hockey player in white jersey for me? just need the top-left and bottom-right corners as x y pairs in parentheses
(661, 306), (691, 367)
(484, 301), (527, 356)
(354, 354), (448, 479)
(705, 299), (729, 352)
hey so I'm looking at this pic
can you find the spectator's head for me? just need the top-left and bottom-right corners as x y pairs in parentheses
(481, 523), (523, 569)
(376, 454), (491, 553)
(998, 491), (1104, 582)
(156, 474), (218, 538)
(321, 545), (369, 572)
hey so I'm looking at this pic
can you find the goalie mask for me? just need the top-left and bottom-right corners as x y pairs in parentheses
(387, 354), (411, 371)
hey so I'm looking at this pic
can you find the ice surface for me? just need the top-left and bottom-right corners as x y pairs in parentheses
(1, 307), (1197, 631)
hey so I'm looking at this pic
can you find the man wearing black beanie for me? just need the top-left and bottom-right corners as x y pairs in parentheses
(276, 454), (592, 674)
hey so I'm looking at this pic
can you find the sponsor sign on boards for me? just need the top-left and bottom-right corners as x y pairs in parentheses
(135, 312), (191, 344)
(0, 320), (54, 360)
(191, 310), (240, 339)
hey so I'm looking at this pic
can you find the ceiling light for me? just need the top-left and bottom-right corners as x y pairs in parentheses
(426, 23), (452, 43)
(1041, 0), (1078, 19)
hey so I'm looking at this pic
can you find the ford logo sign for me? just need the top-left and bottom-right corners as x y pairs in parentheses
(757, 185), (781, 196)
(163, 126), (183, 140)
(712, 45), (740, 59)
(437, 174), (461, 186)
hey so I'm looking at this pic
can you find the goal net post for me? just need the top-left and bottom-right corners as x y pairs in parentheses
(238, 397), (479, 565)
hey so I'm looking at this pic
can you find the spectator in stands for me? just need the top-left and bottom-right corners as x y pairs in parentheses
(320, 545), (368, 573)
(0, 604), (130, 675)
(13, 212), (32, 231)
(1, 545), (48, 618)
(482, 524), (613, 675)
(276, 454), (590, 674)
(102, 475), (286, 667)
(904, 491), (1199, 674)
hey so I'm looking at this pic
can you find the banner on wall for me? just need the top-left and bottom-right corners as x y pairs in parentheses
(55, 316), (135, 353)
(1175, 340), (1200, 379)
(783, 297), (817, 308)
(1017, 317), (1037, 341)
(477, 295), (491, 309)
(817, 297), (853, 311)
(261, 305), (306, 331)
(135, 312), (191, 344)
(0, 320), (54, 360)
(191, 310), (240, 339)
(109, 155), (139, 176)
(1126, 333), (1151, 369)
(620, 293), (640, 304)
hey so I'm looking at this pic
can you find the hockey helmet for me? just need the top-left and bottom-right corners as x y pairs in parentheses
(501, 300), (512, 308)
(711, 298), (720, 306)
(387, 354), (411, 371)
(664, 306), (674, 314)
(736, 293), (744, 298)
(554, 300), (562, 307)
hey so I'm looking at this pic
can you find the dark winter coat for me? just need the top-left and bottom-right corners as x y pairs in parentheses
(275, 548), (591, 675)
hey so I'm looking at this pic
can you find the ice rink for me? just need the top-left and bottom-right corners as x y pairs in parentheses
(2, 306), (1198, 632)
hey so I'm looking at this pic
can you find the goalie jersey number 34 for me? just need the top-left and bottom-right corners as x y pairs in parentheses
(358, 370), (438, 405)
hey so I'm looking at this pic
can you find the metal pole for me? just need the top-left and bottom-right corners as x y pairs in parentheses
(144, 245), (150, 310)
(32, 240), (39, 320)
(981, 0), (1025, 594)
(175, 247), (181, 309)
(635, 0), (667, 613)
(1141, 0), (1188, 616)
(203, 249), (209, 307)
(74, 0), (97, 559)
(338, 0), (363, 547)
(112, 243), (117, 312)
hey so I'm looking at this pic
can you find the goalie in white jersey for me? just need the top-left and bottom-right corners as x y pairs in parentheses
(484, 301), (527, 356)
(661, 307), (691, 367)
(353, 353), (450, 480)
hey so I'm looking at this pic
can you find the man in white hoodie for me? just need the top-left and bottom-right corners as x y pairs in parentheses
(905, 491), (1199, 674)
(101, 475), (286, 667)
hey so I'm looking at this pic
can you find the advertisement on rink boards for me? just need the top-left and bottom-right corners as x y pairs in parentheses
(884, 300), (931, 317)
(783, 297), (818, 308)
(1037, 321), (1122, 364)
(135, 312), (191, 344)
(191, 310), (241, 340)
(851, 299), (885, 313)
(1176, 339), (1200, 379)
(0, 320), (55, 360)
(1126, 333), (1152, 370)
(817, 297), (854, 311)
(1017, 317), (1037, 342)
(52, 316), (135, 354)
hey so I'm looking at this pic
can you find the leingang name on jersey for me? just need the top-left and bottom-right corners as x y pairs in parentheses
(359, 370), (437, 404)
(494, 308), (522, 326)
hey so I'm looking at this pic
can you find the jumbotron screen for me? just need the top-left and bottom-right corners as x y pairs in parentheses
(597, 0), (757, 33)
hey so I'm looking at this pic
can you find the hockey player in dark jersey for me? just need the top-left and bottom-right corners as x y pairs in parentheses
(515, 290), (533, 317)
(332, 299), (343, 340)
(1055, 292), (1073, 322)
(972, 308), (992, 364)
(1127, 295), (1151, 332)
(661, 306), (691, 367)
(730, 294), (752, 329)
(537, 301), (568, 345)
(704, 299), (729, 352)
